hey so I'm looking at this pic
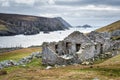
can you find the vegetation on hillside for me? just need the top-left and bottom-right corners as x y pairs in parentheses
(0, 47), (41, 61)
(0, 47), (22, 53)
(0, 13), (71, 36)
(0, 48), (120, 80)
(0, 24), (8, 31)
(96, 20), (120, 32)
(111, 36), (120, 40)
(98, 54), (120, 68)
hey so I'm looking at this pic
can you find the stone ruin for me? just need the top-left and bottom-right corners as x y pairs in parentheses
(42, 31), (120, 66)
(0, 52), (41, 69)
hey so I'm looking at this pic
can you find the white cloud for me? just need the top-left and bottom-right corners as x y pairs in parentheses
(48, 0), (55, 5)
(39, 13), (62, 17)
(0, 0), (9, 7)
(76, 5), (120, 11)
(14, 0), (36, 5)
(55, 0), (79, 2)
(1, 1), (9, 7)
(13, 0), (56, 5)
(0, 0), (53, 6)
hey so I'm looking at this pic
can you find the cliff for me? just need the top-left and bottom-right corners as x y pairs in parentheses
(0, 13), (71, 36)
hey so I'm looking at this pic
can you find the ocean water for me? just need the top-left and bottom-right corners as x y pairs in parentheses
(0, 27), (98, 48)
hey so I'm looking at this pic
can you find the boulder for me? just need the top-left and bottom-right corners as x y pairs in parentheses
(81, 61), (90, 65)
(111, 30), (120, 37)
(46, 66), (52, 70)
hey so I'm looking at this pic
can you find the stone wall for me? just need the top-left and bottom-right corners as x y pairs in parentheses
(0, 51), (41, 69)
(42, 31), (120, 66)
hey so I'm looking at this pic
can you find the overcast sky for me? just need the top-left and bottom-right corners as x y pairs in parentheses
(0, 0), (120, 26)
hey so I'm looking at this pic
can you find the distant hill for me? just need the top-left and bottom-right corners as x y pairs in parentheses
(0, 13), (71, 36)
(76, 24), (92, 28)
(96, 20), (120, 32)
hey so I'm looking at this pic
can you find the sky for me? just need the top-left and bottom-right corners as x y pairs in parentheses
(0, 0), (120, 27)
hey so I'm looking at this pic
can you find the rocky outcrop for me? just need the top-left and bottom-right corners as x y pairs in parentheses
(110, 30), (120, 40)
(76, 24), (92, 28)
(0, 13), (71, 36)
(111, 30), (120, 37)
(55, 17), (72, 28)
(95, 30), (120, 40)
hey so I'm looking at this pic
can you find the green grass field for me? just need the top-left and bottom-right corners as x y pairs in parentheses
(0, 47), (120, 80)
(0, 47), (41, 61)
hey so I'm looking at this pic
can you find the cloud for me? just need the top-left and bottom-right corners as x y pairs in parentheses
(55, 0), (120, 7)
(0, 0), (9, 7)
(1, 1), (9, 7)
(74, 5), (120, 11)
(13, 0), (36, 5)
(48, 0), (55, 5)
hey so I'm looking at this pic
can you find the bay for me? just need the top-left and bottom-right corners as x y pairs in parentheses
(0, 27), (98, 48)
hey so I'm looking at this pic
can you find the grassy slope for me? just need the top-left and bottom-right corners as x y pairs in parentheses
(98, 54), (120, 68)
(0, 24), (8, 31)
(0, 14), (38, 32)
(0, 14), (51, 32)
(96, 20), (120, 32)
(0, 47), (41, 61)
(0, 48), (120, 80)
(0, 20), (8, 31)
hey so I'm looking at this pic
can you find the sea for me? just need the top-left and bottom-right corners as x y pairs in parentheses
(0, 27), (99, 48)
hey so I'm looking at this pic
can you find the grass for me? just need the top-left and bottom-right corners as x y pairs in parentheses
(96, 20), (120, 32)
(97, 54), (120, 68)
(0, 47), (41, 61)
(0, 57), (43, 80)
(93, 58), (108, 64)
(20, 16), (38, 21)
(0, 47), (22, 53)
(0, 24), (8, 31)
(111, 36), (120, 40)
(1, 65), (120, 80)
(2, 58), (42, 72)
(81, 67), (120, 78)
(0, 48), (120, 80)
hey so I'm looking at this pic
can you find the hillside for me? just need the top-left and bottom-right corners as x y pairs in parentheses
(0, 47), (41, 61)
(96, 20), (120, 32)
(98, 53), (120, 68)
(0, 48), (120, 80)
(0, 13), (71, 36)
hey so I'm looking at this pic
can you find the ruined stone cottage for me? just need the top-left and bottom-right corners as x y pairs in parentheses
(42, 31), (119, 66)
